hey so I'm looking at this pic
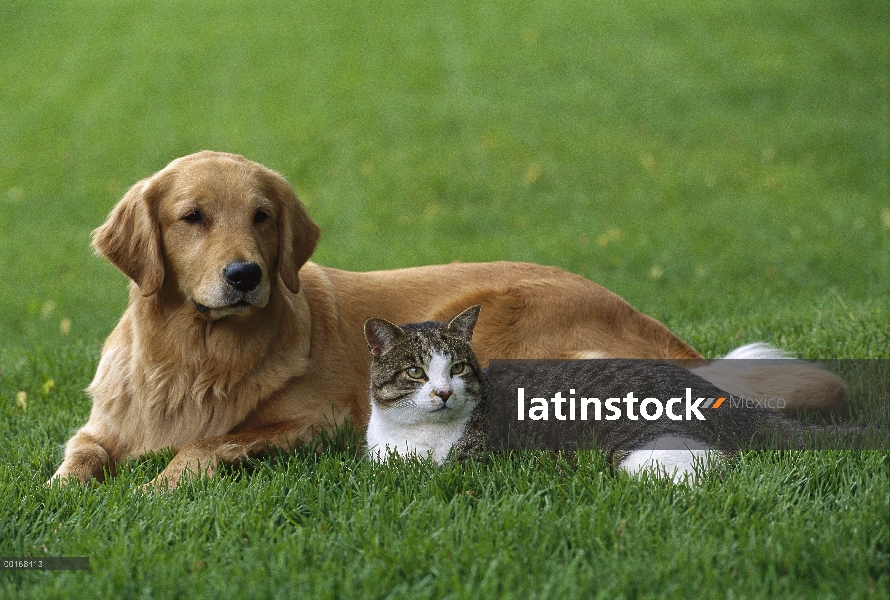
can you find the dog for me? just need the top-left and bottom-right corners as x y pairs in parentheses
(49, 151), (846, 489)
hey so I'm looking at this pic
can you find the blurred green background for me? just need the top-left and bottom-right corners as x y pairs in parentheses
(1, 0), (888, 355)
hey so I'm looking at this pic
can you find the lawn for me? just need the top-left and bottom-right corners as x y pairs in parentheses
(1, 1), (888, 598)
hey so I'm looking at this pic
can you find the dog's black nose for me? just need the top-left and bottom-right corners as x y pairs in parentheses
(224, 262), (262, 292)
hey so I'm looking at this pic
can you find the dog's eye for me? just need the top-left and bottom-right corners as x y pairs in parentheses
(183, 210), (204, 224)
(405, 367), (426, 379)
(254, 210), (270, 225)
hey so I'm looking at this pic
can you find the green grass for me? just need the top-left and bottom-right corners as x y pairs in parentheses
(1, 0), (888, 598)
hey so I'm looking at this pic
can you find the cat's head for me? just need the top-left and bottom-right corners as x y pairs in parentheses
(363, 305), (484, 425)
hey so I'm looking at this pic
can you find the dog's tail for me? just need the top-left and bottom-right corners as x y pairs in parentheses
(691, 343), (848, 415)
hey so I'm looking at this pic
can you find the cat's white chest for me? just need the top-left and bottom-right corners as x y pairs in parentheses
(366, 405), (473, 465)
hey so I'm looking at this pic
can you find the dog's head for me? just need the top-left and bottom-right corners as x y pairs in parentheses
(92, 151), (320, 319)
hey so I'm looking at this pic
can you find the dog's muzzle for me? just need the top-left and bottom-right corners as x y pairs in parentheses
(194, 261), (265, 315)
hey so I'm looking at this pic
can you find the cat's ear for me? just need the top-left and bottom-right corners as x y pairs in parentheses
(364, 318), (405, 356)
(447, 304), (481, 341)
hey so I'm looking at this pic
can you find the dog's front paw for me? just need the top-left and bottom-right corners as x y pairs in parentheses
(140, 477), (175, 493)
(142, 455), (216, 492)
(47, 461), (99, 488)
(141, 468), (188, 493)
(46, 473), (76, 488)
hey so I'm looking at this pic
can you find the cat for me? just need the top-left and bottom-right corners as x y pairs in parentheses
(364, 305), (488, 465)
(363, 305), (859, 481)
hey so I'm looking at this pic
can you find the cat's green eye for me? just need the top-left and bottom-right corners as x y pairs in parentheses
(405, 366), (426, 379)
(450, 363), (467, 376)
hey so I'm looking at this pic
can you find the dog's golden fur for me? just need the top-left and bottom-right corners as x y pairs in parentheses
(50, 151), (845, 489)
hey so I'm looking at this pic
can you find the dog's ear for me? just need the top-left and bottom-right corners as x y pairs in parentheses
(91, 177), (165, 296)
(364, 318), (404, 356)
(262, 169), (320, 293)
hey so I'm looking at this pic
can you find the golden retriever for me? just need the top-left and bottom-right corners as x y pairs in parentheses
(49, 151), (845, 489)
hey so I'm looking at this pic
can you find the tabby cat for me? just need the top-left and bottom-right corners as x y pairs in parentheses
(363, 305), (841, 481)
(364, 305), (488, 465)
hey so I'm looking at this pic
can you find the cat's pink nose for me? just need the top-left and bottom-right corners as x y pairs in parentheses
(434, 390), (452, 403)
